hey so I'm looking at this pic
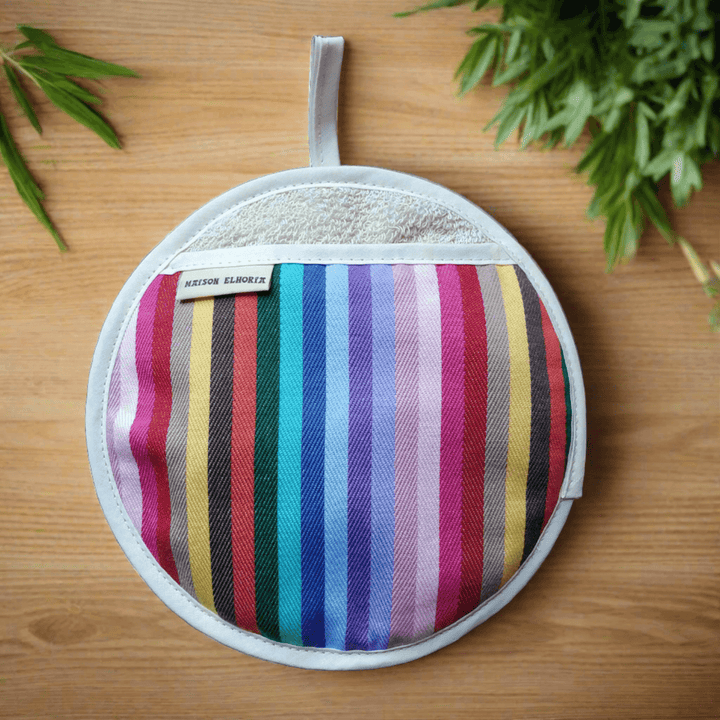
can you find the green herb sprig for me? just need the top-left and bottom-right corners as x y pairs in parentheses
(397, 0), (720, 329)
(0, 25), (138, 251)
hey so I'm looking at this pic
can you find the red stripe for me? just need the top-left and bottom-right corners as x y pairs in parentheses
(455, 265), (487, 621)
(540, 300), (566, 527)
(147, 273), (180, 582)
(231, 293), (259, 633)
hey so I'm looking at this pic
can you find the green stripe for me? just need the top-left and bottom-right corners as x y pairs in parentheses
(277, 264), (304, 644)
(254, 265), (282, 642)
(560, 349), (572, 468)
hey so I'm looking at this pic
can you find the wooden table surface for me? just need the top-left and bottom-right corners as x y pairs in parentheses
(1, 2), (718, 718)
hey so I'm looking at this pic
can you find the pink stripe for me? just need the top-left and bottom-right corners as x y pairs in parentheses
(110, 305), (142, 532)
(412, 265), (441, 640)
(388, 265), (419, 645)
(129, 276), (163, 560)
(435, 265), (465, 631)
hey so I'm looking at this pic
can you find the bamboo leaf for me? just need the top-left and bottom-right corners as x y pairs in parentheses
(17, 25), (58, 47)
(33, 78), (121, 148)
(0, 109), (65, 250)
(3, 63), (42, 133)
(24, 68), (102, 105)
(41, 45), (139, 78)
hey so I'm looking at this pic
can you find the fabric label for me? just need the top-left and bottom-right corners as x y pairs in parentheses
(177, 265), (274, 301)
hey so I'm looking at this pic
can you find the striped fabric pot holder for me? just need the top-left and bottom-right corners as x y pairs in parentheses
(86, 37), (586, 670)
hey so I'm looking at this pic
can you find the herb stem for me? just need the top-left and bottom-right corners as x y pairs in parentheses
(0, 49), (41, 89)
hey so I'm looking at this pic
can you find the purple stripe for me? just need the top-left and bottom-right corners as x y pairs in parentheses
(129, 276), (163, 560)
(389, 264), (419, 646)
(346, 265), (373, 651)
(368, 264), (396, 650)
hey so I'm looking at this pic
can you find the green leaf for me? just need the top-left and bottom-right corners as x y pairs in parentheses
(0, 109), (65, 250)
(602, 105), (623, 133)
(505, 29), (522, 65)
(670, 152), (702, 206)
(42, 45), (138, 77)
(493, 103), (527, 148)
(576, 131), (613, 174)
(519, 96), (536, 149)
(17, 25), (58, 47)
(18, 53), (137, 80)
(492, 56), (529, 86)
(459, 36), (498, 95)
(394, 0), (472, 17)
(563, 79), (594, 146)
(700, 37), (714, 62)
(637, 101), (658, 121)
(658, 77), (694, 120)
(541, 38), (554, 62)
(33, 78), (121, 148)
(623, 0), (643, 28)
(645, 148), (675, 180)
(635, 111), (650, 170)
(3, 64), (42, 133)
(455, 36), (486, 80)
(25, 67), (102, 104)
(604, 208), (623, 270)
(634, 182), (672, 242)
(613, 87), (634, 108)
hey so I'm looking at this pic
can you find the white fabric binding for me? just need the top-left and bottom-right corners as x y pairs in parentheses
(162, 242), (514, 274)
(308, 36), (344, 167)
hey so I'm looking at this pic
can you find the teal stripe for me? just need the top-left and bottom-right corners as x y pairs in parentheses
(324, 264), (349, 649)
(277, 263), (304, 645)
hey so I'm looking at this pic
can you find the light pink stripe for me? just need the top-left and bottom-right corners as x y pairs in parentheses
(388, 265), (419, 645)
(129, 276), (163, 560)
(109, 304), (143, 532)
(435, 265), (465, 631)
(106, 340), (123, 493)
(412, 265), (442, 640)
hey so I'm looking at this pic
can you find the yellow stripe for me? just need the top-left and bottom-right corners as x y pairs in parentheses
(185, 297), (216, 612)
(496, 266), (532, 584)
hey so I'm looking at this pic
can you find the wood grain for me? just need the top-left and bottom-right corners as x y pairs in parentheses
(0, 2), (718, 718)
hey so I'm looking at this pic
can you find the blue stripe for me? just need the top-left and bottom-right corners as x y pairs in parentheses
(277, 263), (303, 645)
(301, 264), (326, 647)
(323, 265), (349, 649)
(368, 264), (396, 649)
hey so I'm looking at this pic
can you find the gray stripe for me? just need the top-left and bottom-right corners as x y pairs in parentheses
(166, 297), (197, 599)
(476, 265), (510, 601)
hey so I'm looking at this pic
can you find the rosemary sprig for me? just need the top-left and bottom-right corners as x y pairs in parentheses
(0, 24), (138, 251)
(397, 0), (720, 330)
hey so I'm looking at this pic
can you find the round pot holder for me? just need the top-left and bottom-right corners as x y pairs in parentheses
(86, 36), (586, 670)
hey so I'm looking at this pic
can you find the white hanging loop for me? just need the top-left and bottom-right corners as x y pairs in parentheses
(308, 36), (345, 167)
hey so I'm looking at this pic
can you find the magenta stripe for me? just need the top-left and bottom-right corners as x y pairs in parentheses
(388, 264), (419, 645)
(435, 265), (465, 631)
(129, 276), (163, 560)
(412, 265), (442, 640)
